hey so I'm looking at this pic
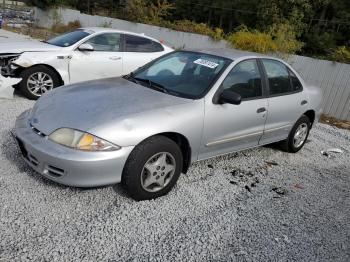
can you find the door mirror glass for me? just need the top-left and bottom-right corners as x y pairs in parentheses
(219, 89), (242, 105)
(78, 43), (94, 52)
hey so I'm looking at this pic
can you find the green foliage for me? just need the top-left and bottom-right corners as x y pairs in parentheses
(28, 0), (57, 10)
(268, 23), (304, 54)
(168, 20), (223, 40)
(123, 0), (149, 23)
(303, 30), (336, 56)
(227, 27), (277, 53)
(148, 0), (175, 23)
(227, 24), (303, 55)
(123, 0), (174, 24)
(329, 46), (350, 64)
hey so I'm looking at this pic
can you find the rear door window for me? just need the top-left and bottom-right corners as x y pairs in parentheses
(262, 59), (292, 96)
(124, 34), (164, 52)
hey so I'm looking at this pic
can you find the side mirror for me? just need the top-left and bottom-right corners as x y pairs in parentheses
(219, 89), (242, 105)
(78, 43), (94, 52)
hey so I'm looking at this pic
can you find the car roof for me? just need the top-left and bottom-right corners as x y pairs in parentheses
(80, 27), (161, 43)
(188, 48), (274, 61)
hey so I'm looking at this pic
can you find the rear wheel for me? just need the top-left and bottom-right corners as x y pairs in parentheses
(281, 115), (311, 153)
(19, 65), (60, 100)
(122, 136), (183, 201)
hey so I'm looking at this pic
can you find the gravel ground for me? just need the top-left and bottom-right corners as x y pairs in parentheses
(0, 96), (349, 262)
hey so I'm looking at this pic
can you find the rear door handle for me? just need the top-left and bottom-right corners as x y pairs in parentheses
(257, 107), (266, 113)
(301, 100), (308, 105)
(109, 56), (122, 61)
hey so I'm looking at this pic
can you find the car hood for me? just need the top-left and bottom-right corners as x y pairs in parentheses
(0, 40), (62, 54)
(30, 77), (192, 136)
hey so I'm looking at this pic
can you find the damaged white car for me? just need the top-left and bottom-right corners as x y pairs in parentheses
(0, 27), (172, 99)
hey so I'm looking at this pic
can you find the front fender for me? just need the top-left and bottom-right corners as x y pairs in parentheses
(13, 52), (70, 84)
(89, 100), (205, 162)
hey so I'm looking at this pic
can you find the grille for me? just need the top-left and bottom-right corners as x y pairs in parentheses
(28, 154), (39, 166)
(30, 123), (46, 138)
(16, 137), (39, 166)
(47, 165), (65, 177)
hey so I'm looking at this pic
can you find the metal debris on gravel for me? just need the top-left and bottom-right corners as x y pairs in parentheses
(0, 96), (350, 261)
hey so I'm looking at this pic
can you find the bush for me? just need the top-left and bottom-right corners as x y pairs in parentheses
(227, 27), (277, 53)
(167, 20), (223, 41)
(269, 23), (303, 55)
(226, 24), (303, 55)
(51, 20), (81, 34)
(329, 46), (350, 64)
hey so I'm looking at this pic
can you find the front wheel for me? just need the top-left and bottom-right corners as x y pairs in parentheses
(281, 115), (311, 153)
(122, 136), (183, 201)
(19, 65), (60, 100)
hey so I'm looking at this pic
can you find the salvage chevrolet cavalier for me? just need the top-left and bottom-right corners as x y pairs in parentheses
(0, 27), (172, 99)
(14, 49), (322, 200)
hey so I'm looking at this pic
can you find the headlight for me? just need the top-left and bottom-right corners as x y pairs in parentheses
(49, 128), (120, 151)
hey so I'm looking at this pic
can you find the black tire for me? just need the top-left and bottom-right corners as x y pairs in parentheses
(122, 136), (183, 201)
(281, 115), (311, 153)
(19, 65), (61, 100)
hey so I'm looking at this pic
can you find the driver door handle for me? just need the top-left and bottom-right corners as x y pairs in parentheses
(109, 56), (122, 61)
(257, 107), (266, 113)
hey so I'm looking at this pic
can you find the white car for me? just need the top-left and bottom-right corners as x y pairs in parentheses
(0, 27), (173, 99)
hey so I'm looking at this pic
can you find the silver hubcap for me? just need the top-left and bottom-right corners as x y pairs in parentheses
(141, 152), (176, 193)
(293, 123), (308, 148)
(27, 72), (54, 96)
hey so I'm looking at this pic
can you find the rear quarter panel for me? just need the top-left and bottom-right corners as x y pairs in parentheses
(304, 85), (323, 123)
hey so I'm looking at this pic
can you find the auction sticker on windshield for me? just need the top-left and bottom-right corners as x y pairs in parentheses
(193, 59), (219, 69)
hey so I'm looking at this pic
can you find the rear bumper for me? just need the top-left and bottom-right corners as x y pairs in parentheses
(14, 110), (134, 187)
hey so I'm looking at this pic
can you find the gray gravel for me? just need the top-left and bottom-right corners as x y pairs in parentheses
(1, 96), (350, 262)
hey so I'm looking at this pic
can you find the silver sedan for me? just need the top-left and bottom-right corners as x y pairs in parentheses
(14, 49), (323, 200)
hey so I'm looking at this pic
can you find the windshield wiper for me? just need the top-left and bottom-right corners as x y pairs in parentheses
(122, 72), (138, 83)
(133, 77), (170, 94)
(123, 75), (181, 96)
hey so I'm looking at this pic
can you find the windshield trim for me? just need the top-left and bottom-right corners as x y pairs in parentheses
(132, 50), (233, 100)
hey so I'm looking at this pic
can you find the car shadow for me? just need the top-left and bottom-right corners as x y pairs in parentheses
(262, 142), (281, 150)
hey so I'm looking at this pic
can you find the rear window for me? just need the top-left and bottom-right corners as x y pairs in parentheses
(125, 34), (164, 52)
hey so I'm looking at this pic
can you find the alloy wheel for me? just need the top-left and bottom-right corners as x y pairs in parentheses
(27, 72), (54, 96)
(140, 152), (176, 192)
(293, 123), (308, 148)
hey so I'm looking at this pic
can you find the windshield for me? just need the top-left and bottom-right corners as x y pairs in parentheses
(46, 29), (91, 47)
(132, 51), (232, 99)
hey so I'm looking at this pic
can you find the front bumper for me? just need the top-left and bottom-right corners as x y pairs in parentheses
(14, 110), (134, 187)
